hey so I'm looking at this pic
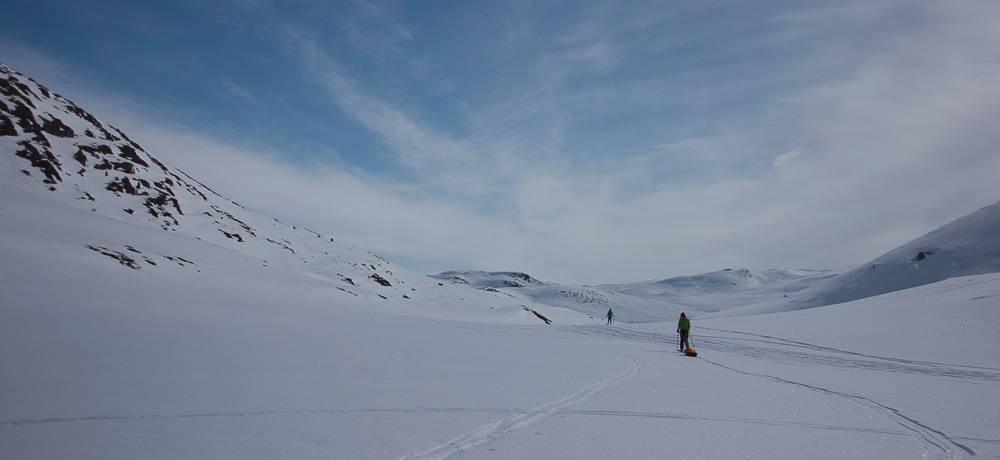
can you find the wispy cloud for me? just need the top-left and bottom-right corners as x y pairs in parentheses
(282, 31), (522, 195)
(221, 77), (259, 105)
(340, 0), (414, 62)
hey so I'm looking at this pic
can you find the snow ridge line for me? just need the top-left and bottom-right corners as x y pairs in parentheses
(398, 355), (644, 460)
(698, 357), (975, 459)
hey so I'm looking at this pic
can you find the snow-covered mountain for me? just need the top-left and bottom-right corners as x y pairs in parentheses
(433, 267), (836, 322)
(439, 200), (1000, 321)
(1, 62), (373, 285)
(612, 268), (833, 293)
(0, 62), (586, 325)
(433, 270), (639, 320)
(722, 200), (1000, 316)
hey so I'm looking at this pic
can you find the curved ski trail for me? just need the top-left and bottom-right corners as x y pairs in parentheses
(699, 357), (975, 459)
(565, 325), (979, 458)
(398, 355), (643, 460)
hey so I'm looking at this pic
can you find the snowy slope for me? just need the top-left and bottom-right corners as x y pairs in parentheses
(0, 62), (403, 295)
(724, 200), (1000, 315)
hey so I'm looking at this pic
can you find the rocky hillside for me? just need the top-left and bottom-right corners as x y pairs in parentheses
(431, 271), (545, 289)
(0, 62), (492, 308)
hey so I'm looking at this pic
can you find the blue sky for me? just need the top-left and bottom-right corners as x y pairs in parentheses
(5, 1), (800, 180)
(4, 0), (1000, 283)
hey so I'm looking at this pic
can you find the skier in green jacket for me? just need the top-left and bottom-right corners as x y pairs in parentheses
(607, 308), (614, 325)
(677, 312), (691, 351)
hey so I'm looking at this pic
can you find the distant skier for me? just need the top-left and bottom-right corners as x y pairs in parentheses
(677, 312), (691, 351)
(606, 308), (615, 325)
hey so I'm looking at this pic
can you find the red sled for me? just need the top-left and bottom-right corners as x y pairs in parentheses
(684, 347), (698, 357)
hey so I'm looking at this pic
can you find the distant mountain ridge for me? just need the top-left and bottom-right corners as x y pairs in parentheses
(433, 267), (835, 322)
(438, 199), (1000, 320)
(605, 268), (835, 294)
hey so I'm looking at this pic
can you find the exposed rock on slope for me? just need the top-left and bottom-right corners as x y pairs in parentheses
(432, 271), (544, 289)
(0, 62), (406, 293)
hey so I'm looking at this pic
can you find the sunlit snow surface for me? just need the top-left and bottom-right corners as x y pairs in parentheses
(2, 188), (998, 458)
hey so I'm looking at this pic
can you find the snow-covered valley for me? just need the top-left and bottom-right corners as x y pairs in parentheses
(432, 268), (839, 322)
(2, 62), (1000, 459)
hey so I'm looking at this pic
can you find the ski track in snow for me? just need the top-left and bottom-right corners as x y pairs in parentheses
(397, 355), (644, 460)
(0, 407), (910, 437)
(2, 322), (991, 458)
(552, 409), (909, 436)
(956, 437), (1000, 446)
(565, 325), (1000, 382)
(567, 325), (981, 459)
(697, 358), (975, 459)
(698, 327), (1000, 373)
